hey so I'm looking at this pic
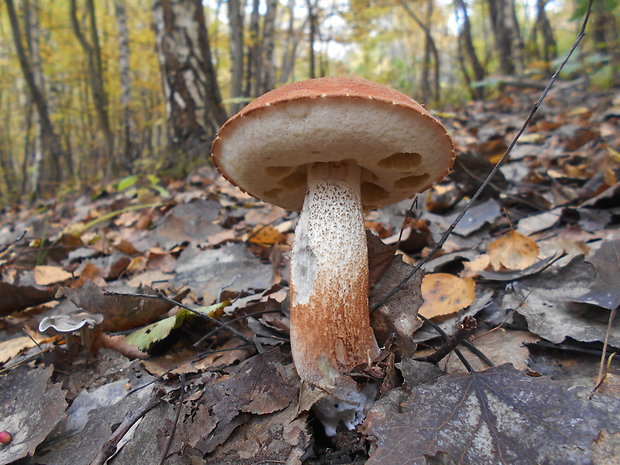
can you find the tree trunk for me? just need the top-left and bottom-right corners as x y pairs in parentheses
(306, 0), (318, 79)
(487, 0), (515, 75)
(258, 0), (278, 94)
(420, 0), (432, 99)
(5, 0), (64, 192)
(114, 0), (137, 170)
(23, 0), (45, 193)
(70, 0), (115, 176)
(246, 0), (261, 97)
(279, 0), (299, 84)
(399, 0), (440, 103)
(227, 0), (244, 113)
(153, 0), (227, 157)
(508, 0), (525, 74)
(537, 0), (557, 63)
(455, 0), (484, 99)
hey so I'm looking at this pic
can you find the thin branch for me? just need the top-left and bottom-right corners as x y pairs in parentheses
(0, 230), (26, 255)
(371, 0), (594, 312)
(89, 389), (163, 465)
(416, 316), (477, 364)
(103, 290), (254, 346)
(194, 309), (283, 348)
(158, 375), (185, 465)
(594, 304), (617, 392)
(417, 314), (474, 373)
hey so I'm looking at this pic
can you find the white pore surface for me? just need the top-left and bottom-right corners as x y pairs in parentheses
(216, 97), (452, 211)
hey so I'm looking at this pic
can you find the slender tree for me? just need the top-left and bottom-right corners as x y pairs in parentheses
(399, 0), (440, 103)
(306, 0), (318, 79)
(114, 0), (138, 169)
(455, 0), (485, 99)
(258, 0), (278, 94)
(5, 0), (65, 192)
(70, 0), (115, 175)
(227, 0), (244, 113)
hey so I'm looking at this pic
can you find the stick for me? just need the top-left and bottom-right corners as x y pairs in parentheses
(89, 390), (163, 465)
(416, 316), (477, 365)
(158, 375), (185, 465)
(103, 290), (255, 347)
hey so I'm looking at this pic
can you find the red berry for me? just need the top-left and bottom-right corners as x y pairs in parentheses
(0, 430), (12, 445)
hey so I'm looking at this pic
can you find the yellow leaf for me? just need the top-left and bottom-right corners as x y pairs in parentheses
(519, 133), (545, 144)
(419, 273), (476, 321)
(488, 231), (539, 271)
(34, 266), (72, 286)
(247, 225), (286, 246)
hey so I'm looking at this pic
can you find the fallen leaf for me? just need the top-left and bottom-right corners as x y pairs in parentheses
(125, 300), (228, 352)
(592, 430), (620, 465)
(0, 334), (45, 364)
(370, 256), (423, 353)
(184, 350), (298, 456)
(571, 239), (620, 310)
(246, 224), (286, 246)
(477, 253), (559, 281)
(0, 366), (67, 464)
(34, 265), (72, 285)
(364, 364), (620, 465)
(0, 282), (55, 316)
(444, 330), (539, 373)
(419, 273), (476, 320)
(488, 230), (539, 270)
(505, 255), (620, 347)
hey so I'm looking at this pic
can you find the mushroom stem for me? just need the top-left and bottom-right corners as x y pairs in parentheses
(290, 162), (379, 391)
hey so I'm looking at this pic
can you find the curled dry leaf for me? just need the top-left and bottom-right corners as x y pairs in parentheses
(488, 230), (539, 271)
(34, 265), (72, 286)
(418, 273), (476, 320)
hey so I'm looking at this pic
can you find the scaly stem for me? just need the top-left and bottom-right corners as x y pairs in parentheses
(290, 162), (379, 391)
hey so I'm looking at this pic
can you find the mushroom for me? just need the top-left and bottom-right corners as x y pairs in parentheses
(212, 76), (454, 399)
(39, 312), (146, 359)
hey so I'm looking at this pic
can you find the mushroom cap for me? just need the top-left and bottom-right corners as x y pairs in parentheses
(211, 76), (455, 211)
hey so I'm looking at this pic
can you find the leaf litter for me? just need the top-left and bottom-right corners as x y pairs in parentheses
(0, 13), (618, 464)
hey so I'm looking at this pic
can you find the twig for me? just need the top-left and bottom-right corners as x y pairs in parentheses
(417, 314), (474, 373)
(103, 290), (254, 347)
(158, 375), (186, 465)
(194, 309), (283, 348)
(395, 196), (418, 249)
(89, 389), (163, 465)
(593, 304), (617, 392)
(371, 0), (594, 312)
(416, 316), (477, 364)
(0, 230), (26, 255)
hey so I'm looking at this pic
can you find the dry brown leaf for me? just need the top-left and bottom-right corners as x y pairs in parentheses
(419, 273), (476, 320)
(126, 255), (147, 274)
(0, 337), (40, 364)
(488, 230), (539, 270)
(33, 266), (72, 286)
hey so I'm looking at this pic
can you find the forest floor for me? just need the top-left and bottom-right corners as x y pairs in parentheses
(0, 83), (619, 465)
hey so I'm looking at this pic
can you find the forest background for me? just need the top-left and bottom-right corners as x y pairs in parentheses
(0, 0), (618, 206)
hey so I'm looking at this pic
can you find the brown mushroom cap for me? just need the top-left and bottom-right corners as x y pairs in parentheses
(211, 76), (455, 211)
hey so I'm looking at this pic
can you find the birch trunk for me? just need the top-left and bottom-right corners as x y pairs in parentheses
(153, 0), (227, 156)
